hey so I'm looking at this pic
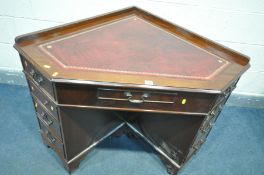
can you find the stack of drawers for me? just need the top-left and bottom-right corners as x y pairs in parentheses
(24, 60), (65, 162)
(22, 57), (128, 171)
(27, 78), (64, 160)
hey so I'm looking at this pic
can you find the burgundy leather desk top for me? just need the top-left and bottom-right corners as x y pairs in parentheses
(14, 7), (250, 92)
(38, 16), (228, 80)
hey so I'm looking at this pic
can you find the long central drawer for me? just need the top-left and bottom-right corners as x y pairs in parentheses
(55, 83), (218, 114)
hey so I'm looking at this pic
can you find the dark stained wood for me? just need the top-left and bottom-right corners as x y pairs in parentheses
(21, 55), (55, 99)
(33, 96), (62, 141)
(55, 83), (218, 114)
(14, 7), (250, 175)
(27, 77), (58, 120)
(138, 112), (205, 164)
(14, 7), (250, 92)
(39, 120), (65, 157)
(59, 107), (123, 160)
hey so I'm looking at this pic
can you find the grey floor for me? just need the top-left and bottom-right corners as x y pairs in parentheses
(0, 83), (263, 175)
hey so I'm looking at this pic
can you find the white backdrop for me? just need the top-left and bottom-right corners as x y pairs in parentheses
(0, 0), (263, 96)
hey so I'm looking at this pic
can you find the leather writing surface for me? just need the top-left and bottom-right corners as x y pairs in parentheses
(39, 16), (228, 80)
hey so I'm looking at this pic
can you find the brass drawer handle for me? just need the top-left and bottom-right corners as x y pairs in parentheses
(193, 139), (205, 150)
(43, 100), (49, 106)
(30, 69), (44, 85)
(37, 112), (53, 126)
(46, 132), (56, 144)
(124, 92), (150, 104)
(40, 112), (53, 126)
(201, 123), (213, 133)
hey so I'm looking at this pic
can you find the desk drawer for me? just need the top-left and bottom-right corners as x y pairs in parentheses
(33, 97), (62, 141)
(21, 56), (55, 99)
(28, 79), (59, 120)
(98, 88), (176, 104)
(56, 84), (217, 114)
(39, 120), (64, 157)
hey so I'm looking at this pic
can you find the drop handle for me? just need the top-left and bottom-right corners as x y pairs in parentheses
(201, 123), (213, 133)
(41, 112), (53, 126)
(37, 112), (53, 126)
(30, 68), (44, 85)
(46, 131), (56, 144)
(43, 100), (49, 106)
(124, 91), (150, 104)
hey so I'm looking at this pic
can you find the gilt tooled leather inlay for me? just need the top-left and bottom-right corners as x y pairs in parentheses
(39, 16), (229, 80)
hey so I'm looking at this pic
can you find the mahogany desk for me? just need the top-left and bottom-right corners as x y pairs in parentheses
(14, 7), (250, 175)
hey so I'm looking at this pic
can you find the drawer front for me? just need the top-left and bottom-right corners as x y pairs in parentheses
(185, 106), (222, 161)
(198, 101), (223, 140)
(97, 89), (216, 114)
(98, 88), (176, 104)
(56, 84), (217, 114)
(28, 79), (59, 121)
(39, 120), (64, 157)
(33, 97), (62, 142)
(21, 56), (55, 99)
(191, 114), (218, 152)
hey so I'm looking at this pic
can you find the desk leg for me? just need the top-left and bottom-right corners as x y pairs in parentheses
(64, 161), (80, 173)
(159, 155), (179, 175)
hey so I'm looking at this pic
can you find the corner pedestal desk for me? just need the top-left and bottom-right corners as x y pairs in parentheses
(14, 7), (249, 175)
